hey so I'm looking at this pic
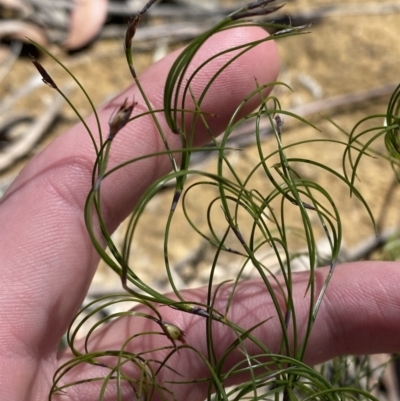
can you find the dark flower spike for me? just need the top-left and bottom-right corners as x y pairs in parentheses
(125, 0), (160, 78)
(29, 55), (58, 89)
(232, 0), (284, 20)
(125, 0), (159, 46)
(108, 97), (137, 140)
(124, 15), (140, 78)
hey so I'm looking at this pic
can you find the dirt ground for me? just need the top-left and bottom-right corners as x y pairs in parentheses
(1, 1), (400, 294)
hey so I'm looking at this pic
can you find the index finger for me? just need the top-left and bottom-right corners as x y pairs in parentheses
(0, 26), (279, 370)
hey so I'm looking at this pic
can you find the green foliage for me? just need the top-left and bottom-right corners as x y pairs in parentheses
(30, 1), (400, 400)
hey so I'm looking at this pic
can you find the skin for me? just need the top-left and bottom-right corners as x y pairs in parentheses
(0, 27), (399, 401)
(65, 0), (108, 50)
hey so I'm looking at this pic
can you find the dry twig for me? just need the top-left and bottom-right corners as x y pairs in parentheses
(0, 86), (72, 171)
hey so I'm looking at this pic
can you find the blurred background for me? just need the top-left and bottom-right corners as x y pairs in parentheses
(0, 0), (400, 398)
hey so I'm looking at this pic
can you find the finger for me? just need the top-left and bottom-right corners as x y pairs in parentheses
(0, 25), (279, 376)
(64, 0), (109, 50)
(61, 261), (400, 401)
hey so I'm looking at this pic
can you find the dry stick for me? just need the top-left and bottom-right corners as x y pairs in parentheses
(0, 20), (48, 45)
(29, 0), (73, 9)
(0, 0), (30, 15)
(0, 41), (22, 83)
(376, 175), (400, 233)
(107, 2), (236, 17)
(106, 1), (400, 18)
(101, 19), (219, 42)
(339, 227), (399, 263)
(0, 87), (72, 172)
(286, 2), (400, 19)
(0, 0), (70, 42)
(173, 0), (219, 11)
(0, 114), (33, 143)
(133, 19), (218, 41)
(372, 354), (400, 401)
(0, 74), (44, 115)
(226, 82), (399, 147)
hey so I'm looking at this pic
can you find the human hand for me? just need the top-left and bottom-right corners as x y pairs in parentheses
(0, 26), (399, 401)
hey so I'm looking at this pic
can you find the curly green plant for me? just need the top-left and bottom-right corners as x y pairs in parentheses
(29, 0), (400, 400)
